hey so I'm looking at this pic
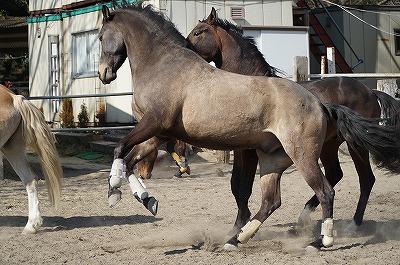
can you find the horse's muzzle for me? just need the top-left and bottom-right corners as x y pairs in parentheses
(98, 65), (116, 84)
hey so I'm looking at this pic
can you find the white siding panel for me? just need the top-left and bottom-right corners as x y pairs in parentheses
(263, 0), (282, 26)
(245, 1), (264, 26)
(377, 14), (392, 73)
(246, 29), (309, 77)
(170, 1), (188, 35)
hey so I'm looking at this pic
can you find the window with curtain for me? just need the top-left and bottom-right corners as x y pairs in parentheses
(72, 29), (99, 78)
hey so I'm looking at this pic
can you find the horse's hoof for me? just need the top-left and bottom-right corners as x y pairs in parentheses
(185, 166), (191, 175)
(22, 226), (37, 234)
(142, 196), (158, 216)
(304, 245), (320, 254)
(174, 171), (183, 178)
(109, 192), (122, 208)
(222, 243), (239, 252)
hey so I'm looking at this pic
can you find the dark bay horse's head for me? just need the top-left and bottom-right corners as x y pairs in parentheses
(186, 7), (221, 63)
(98, 5), (127, 84)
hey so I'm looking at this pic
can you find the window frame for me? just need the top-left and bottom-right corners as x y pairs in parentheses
(72, 29), (99, 78)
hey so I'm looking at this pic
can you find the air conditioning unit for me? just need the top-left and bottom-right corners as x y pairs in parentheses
(230, 7), (245, 20)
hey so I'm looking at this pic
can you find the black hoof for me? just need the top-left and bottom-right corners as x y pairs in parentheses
(143, 196), (158, 216)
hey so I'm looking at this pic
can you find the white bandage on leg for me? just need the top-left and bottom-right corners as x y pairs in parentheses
(237, 219), (262, 244)
(128, 174), (149, 200)
(109, 158), (126, 188)
(321, 218), (336, 247)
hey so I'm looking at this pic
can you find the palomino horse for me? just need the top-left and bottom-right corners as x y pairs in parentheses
(98, 3), (400, 250)
(186, 7), (400, 237)
(0, 84), (63, 234)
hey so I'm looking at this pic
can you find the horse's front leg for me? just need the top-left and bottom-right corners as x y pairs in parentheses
(108, 136), (167, 212)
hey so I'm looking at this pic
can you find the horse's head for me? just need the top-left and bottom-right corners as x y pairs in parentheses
(186, 7), (221, 63)
(98, 5), (127, 84)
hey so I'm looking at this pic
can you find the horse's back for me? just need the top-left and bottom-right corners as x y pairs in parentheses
(301, 77), (380, 118)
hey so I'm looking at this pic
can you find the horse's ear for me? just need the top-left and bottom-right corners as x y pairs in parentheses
(205, 7), (217, 25)
(102, 5), (114, 22)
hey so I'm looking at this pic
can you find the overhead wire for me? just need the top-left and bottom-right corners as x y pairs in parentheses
(321, 0), (400, 36)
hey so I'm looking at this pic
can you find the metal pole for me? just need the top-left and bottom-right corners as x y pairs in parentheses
(28, 91), (133, 100)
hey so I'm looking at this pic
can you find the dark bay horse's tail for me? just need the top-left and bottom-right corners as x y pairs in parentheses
(324, 103), (400, 173)
(373, 90), (400, 126)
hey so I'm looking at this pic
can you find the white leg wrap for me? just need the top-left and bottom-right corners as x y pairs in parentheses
(109, 158), (126, 188)
(237, 219), (262, 244)
(128, 174), (148, 200)
(321, 218), (336, 247)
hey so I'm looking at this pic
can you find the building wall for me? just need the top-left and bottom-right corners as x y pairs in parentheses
(28, 2), (134, 124)
(28, 0), (294, 124)
(313, 7), (400, 74)
(167, 0), (293, 37)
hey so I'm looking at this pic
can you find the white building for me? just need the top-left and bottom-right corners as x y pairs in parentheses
(28, 0), (308, 125)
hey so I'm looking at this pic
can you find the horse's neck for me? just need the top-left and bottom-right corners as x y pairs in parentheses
(216, 27), (243, 72)
(222, 30), (274, 77)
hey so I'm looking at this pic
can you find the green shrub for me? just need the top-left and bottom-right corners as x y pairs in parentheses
(59, 98), (74, 128)
(78, 103), (89, 128)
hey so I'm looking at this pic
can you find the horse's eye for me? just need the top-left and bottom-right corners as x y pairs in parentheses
(194, 31), (201, 36)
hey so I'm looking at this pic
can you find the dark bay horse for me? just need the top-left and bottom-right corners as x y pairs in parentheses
(0, 84), (63, 234)
(98, 3), (400, 250)
(187, 7), (400, 236)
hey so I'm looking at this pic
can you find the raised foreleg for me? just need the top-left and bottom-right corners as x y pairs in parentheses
(108, 136), (167, 212)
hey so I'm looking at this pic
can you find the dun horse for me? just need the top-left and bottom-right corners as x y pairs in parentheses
(0, 84), (63, 234)
(98, 3), (400, 250)
(186, 7), (400, 236)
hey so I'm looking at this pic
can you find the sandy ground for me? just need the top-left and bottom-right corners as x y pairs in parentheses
(0, 146), (399, 264)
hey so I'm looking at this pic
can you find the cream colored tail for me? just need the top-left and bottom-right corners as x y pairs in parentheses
(13, 95), (63, 207)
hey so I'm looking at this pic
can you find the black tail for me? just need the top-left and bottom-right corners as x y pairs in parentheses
(324, 103), (400, 173)
(373, 90), (400, 127)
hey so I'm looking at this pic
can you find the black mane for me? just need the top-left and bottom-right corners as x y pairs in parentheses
(207, 17), (285, 77)
(112, 1), (192, 48)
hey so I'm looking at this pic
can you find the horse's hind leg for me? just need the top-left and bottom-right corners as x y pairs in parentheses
(227, 149), (258, 238)
(298, 139), (343, 225)
(224, 148), (292, 250)
(2, 129), (42, 234)
(345, 145), (375, 234)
